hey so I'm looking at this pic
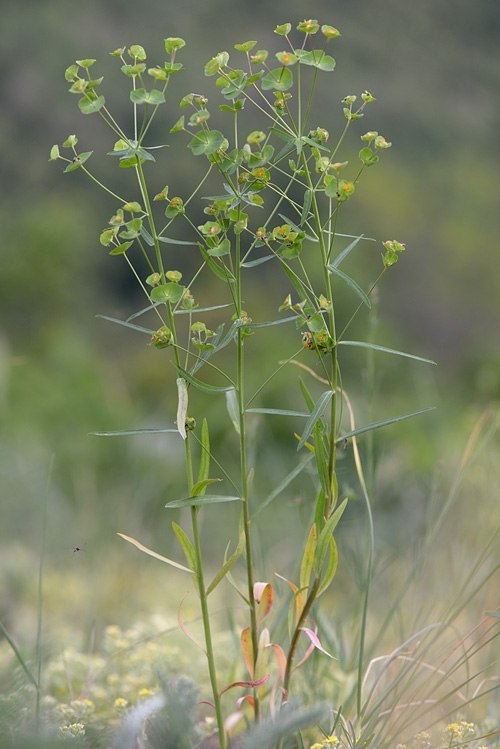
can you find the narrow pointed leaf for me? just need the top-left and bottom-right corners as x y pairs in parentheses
(165, 494), (240, 508)
(315, 498), (348, 571)
(299, 524), (317, 598)
(117, 532), (193, 573)
(256, 454), (314, 514)
(297, 390), (333, 451)
(317, 536), (339, 597)
(226, 388), (240, 434)
(328, 264), (371, 307)
(246, 408), (308, 418)
(93, 428), (178, 436)
(255, 582), (274, 625)
(96, 314), (152, 335)
(338, 340), (437, 365)
(178, 366), (235, 393)
(329, 234), (365, 268)
(171, 521), (197, 572)
(198, 418), (211, 484)
(220, 675), (269, 695)
(300, 627), (334, 658)
(206, 533), (245, 596)
(337, 406), (436, 442)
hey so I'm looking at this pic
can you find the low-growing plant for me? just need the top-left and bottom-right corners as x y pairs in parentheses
(4, 16), (492, 749)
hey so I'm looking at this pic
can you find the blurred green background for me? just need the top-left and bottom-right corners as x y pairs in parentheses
(1, 0), (499, 644)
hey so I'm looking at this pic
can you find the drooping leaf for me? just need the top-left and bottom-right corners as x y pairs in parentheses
(300, 627), (334, 657)
(117, 532), (192, 573)
(176, 377), (188, 440)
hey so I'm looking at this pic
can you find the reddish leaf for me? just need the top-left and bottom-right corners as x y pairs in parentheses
(220, 674), (270, 695)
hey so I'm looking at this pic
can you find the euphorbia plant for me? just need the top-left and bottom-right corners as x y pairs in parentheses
(50, 19), (433, 748)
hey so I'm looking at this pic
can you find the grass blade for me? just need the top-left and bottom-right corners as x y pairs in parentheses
(338, 340), (437, 365)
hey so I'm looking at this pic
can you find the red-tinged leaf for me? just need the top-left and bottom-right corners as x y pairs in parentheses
(275, 572), (298, 594)
(275, 572), (304, 626)
(241, 626), (254, 678)
(236, 695), (255, 708)
(254, 582), (274, 624)
(267, 642), (287, 681)
(220, 674), (270, 695)
(300, 627), (333, 658)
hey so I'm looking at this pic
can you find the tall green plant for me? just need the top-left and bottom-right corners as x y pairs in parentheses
(50, 20), (434, 747)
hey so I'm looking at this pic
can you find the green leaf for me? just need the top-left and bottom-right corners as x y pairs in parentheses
(234, 40), (257, 53)
(225, 388), (240, 434)
(198, 418), (211, 484)
(261, 67), (293, 92)
(204, 51), (229, 76)
(178, 366), (235, 394)
(316, 536), (339, 597)
(93, 428), (178, 436)
(164, 37), (186, 54)
(165, 494), (240, 509)
(329, 234), (367, 269)
(338, 340), (436, 365)
(246, 408), (307, 417)
(188, 129), (226, 156)
(128, 44), (147, 60)
(191, 478), (222, 497)
(171, 522), (197, 573)
(275, 23), (292, 36)
(130, 88), (166, 105)
(49, 144), (60, 161)
(95, 314), (152, 335)
(297, 390), (333, 451)
(206, 534), (245, 596)
(338, 407), (436, 442)
(117, 532), (193, 573)
(315, 498), (348, 572)
(256, 454), (314, 515)
(109, 241), (133, 255)
(63, 150), (93, 172)
(150, 282), (186, 304)
(296, 49), (336, 71)
(300, 524), (317, 593)
(328, 264), (371, 308)
(78, 94), (105, 114)
(207, 238), (231, 257)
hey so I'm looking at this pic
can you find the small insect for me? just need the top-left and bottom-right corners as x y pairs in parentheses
(71, 546), (84, 553)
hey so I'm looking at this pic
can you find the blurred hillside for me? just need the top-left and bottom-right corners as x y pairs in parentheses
(1, 0), (499, 626)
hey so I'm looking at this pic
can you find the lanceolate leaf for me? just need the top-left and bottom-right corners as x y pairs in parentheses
(190, 478), (222, 497)
(338, 406), (436, 442)
(299, 524), (317, 599)
(171, 521), (197, 572)
(206, 533), (245, 596)
(297, 390), (333, 451)
(117, 532), (193, 573)
(96, 314), (153, 335)
(338, 340), (437, 365)
(178, 366), (235, 393)
(330, 234), (366, 268)
(315, 498), (348, 572)
(165, 494), (240, 508)
(328, 264), (371, 307)
(198, 418), (211, 484)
